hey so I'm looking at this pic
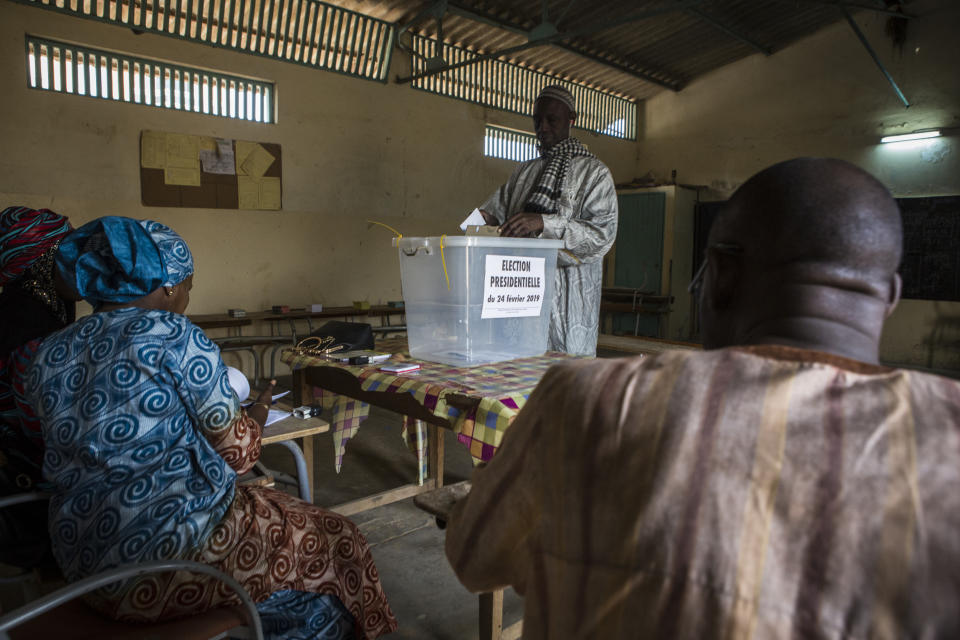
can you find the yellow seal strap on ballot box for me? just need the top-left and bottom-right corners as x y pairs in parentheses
(440, 234), (450, 291)
(376, 221), (452, 292)
(366, 220), (403, 239)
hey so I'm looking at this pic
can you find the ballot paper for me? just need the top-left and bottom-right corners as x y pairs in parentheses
(240, 390), (291, 406)
(265, 409), (291, 426)
(460, 208), (487, 231)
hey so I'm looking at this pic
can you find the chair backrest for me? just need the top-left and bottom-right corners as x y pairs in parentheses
(7, 598), (249, 640)
(0, 555), (264, 640)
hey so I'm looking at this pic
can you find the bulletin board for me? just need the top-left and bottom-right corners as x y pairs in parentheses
(140, 130), (282, 210)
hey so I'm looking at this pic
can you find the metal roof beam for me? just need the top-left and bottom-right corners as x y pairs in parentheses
(427, 1), (686, 90)
(445, 3), (527, 36)
(841, 6), (909, 107)
(686, 7), (772, 56)
(561, 0), (704, 41)
(396, 0), (448, 37)
(556, 0), (581, 27)
(554, 44), (683, 91)
(788, 0), (916, 19)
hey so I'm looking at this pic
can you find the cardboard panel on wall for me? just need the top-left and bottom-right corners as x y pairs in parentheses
(140, 130), (282, 210)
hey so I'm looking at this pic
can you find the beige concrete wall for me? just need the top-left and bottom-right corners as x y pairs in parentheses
(0, 1), (637, 321)
(637, 3), (960, 371)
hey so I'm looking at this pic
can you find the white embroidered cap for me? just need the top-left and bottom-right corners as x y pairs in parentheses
(536, 85), (576, 114)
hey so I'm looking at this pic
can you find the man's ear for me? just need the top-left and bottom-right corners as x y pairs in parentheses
(706, 249), (741, 311)
(569, 111), (578, 125)
(884, 273), (902, 318)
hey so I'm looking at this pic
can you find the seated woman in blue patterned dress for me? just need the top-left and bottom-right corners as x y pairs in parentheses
(21, 217), (397, 639)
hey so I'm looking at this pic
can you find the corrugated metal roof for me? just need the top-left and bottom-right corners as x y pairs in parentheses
(332, 0), (917, 100)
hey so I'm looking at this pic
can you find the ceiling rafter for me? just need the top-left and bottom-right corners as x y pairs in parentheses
(685, 7), (772, 56)
(384, 0), (926, 103)
(395, 0), (694, 90)
(450, 0), (685, 89)
(782, 0), (916, 19)
(839, 5), (909, 106)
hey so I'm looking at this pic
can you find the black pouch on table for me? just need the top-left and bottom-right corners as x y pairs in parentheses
(309, 321), (375, 352)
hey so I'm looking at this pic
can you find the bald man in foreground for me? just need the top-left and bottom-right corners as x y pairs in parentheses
(446, 158), (960, 639)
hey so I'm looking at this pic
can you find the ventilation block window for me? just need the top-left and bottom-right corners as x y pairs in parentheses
(26, 35), (275, 123)
(484, 125), (538, 162)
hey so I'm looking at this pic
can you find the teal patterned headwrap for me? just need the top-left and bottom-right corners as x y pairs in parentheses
(56, 216), (193, 305)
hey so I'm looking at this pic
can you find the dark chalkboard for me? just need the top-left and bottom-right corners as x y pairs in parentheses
(692, 196), (960, 302)
(898, 196), (960, 301)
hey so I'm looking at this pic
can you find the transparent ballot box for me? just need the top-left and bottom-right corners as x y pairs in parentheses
(395, 236), (563, 366)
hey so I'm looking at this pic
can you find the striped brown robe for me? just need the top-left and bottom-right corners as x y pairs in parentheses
(446, 345), (960, 639)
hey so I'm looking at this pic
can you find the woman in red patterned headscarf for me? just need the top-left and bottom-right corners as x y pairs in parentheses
(0, 206), (75, 568)
(0, 206), (76, 353)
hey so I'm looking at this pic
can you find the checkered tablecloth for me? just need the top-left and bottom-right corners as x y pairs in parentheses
(281, 338), (584, 481)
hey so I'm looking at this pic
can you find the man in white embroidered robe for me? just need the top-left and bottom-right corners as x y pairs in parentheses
(479, 85), (618, 357)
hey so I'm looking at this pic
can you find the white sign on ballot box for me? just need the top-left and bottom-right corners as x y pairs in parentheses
(481, 254), (546, 319)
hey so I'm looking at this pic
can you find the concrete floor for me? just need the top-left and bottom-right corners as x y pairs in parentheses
(259, 398), (524, 639)
(259, 349), (634, 637)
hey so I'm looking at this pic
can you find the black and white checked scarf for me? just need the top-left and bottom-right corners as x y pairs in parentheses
(525, 137), (595, 215)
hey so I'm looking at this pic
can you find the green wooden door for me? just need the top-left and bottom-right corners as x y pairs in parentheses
(613, 192), (665, 336)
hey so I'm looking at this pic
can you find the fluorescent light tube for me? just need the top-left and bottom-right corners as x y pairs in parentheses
(880, 130), (941, 143)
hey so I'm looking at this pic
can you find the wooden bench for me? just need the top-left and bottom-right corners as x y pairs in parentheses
(413, 482), (522, 640)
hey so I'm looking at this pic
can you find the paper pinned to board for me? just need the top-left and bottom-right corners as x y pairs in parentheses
(460, 208), (487, 231)
(238, 175), (260, 209)
(259, 177), (282, 209)
(199, 138), (236, 175)
(240, 144), (276, 178)
(165, 133), (200, 169)
(235, 140), (256, 175)
(164, 167), (201, 186)
(141, 131), (167, 169)
(237, 175), (282, 209)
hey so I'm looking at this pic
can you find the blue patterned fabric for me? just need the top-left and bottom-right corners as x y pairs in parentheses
(256, 590), (356, 640)
(24, 308), (236, 582)
(56, 217), (193, 306)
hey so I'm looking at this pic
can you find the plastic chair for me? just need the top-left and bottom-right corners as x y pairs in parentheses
(0, 559), (263, 640)
(0, 437), (312, 637)
(0, 494), (263, 640)
(259, 440), (312, 503)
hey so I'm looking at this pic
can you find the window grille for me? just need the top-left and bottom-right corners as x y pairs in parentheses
(412, 35), (637, 141)
(484, 125), (538, 162)
(16, 0), (393, 82)
(26, 35), (275, 122)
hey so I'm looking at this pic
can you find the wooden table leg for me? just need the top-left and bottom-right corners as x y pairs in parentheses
(479, 590), (503, 640)
(300, 435), (315, 503)
(292, 368), (311, 408)
(428, 424), (445, 489)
